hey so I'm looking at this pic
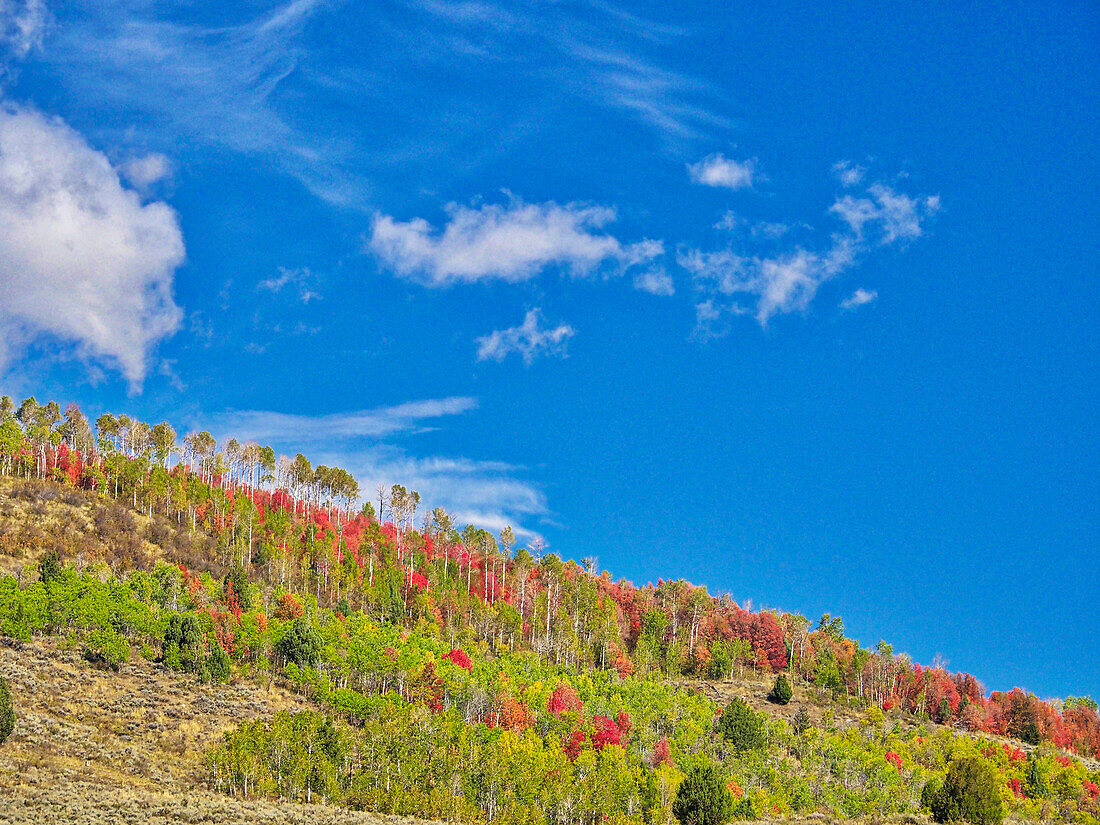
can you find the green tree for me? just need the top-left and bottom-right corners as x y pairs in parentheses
(926, 757), (1004, 825)
(816, 613), (845, 640)
(206, 643), (231, 684)
(0, 419), (23, 473)
(792, 706), (810, 735)
(39, 550), (62, 585)
(767, 674), (793, 705)
(716, 698), (767, 752)
(672, 762), (734, 825)
(814, 650), (843, 693)
(162, 614), (204, 672)
(0, 676), (14, 744)
(1024, 755), (1049, 798)
(277, 617), (322, 668)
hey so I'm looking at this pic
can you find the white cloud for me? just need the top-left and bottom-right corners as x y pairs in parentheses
(682, 174), (937, 329)
(831, 160), (866, 187)
(257, 266), (321, 303)
(209, 396), (480, 444)
(0, 104), (185, 388)
(476, 309), (575, 365)
(841, 288), (877, 309)
(831, 183), (940, 244)
(688, 153), (756, 189)
(120, 152), (174, 190)
(0, 0), (47, 59)
(680, 240), (855, 325)
(369, 197), (662, 286)
(633, 267), (675, 296)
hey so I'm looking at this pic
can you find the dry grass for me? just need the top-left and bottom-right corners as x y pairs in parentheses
(0, 638), (438, 825)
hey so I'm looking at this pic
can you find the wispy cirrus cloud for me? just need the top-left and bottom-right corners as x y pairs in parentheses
(0, 103), (184, 389)
(257, 266), (321, 304)
(209, 395), (549, 542)
(45, 0), (364, 205)
(682, 171), (939, 332)
(476, 309), (575, 365)
(369, 197), (662, 286)
(208, 396), (479, 444)
(688, 153), (756, 189)
(341, 445), (549, 543)
(35, 0), (728, 212)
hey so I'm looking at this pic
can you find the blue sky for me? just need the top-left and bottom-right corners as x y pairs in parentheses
(0, 1), (1096, 698)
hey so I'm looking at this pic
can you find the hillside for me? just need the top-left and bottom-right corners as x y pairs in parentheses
(0, 398), (1098, 824)
(0, 637), (431, 825)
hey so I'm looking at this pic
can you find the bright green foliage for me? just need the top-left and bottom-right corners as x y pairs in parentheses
(814, 650), (843, 693)
(716, 698), (767, 752)
(768, 674), (793, 705)
(277, 616), (322, 668)
(672, 762), (734, 825)
(83, 626), (130, 671)
(926, 757), (1004, 825)
(162, 613), (204, 672)
(0, 676), (13, 745)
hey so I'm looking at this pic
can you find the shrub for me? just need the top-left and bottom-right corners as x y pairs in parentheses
(0, 676), (14, 744)
(768, 674), (793, 705)
(926, 757), (1005, 825)
(716, 697), (767, 752)
(83, 627), (130, 671)
(672, 762), (735, 825)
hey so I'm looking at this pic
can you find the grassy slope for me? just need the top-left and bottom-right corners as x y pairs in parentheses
(0, 637), (435, 825)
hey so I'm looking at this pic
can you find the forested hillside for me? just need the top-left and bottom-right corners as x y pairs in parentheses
(0, 393), (1098, 824)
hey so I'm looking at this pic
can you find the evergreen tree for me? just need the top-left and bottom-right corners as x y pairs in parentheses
(672, 762), (734, 825)
(277, 617), (322, 668)
(792, 706), (810, 735)
(206, 643), (231, 684)
(0, 676), (14, 745)
(767, 674), (793, 705)
(39, 550), (62, 585)
(926, 757), (1004, 825)
(162, 614), (204, 673)
(716, 698), (767, 752)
